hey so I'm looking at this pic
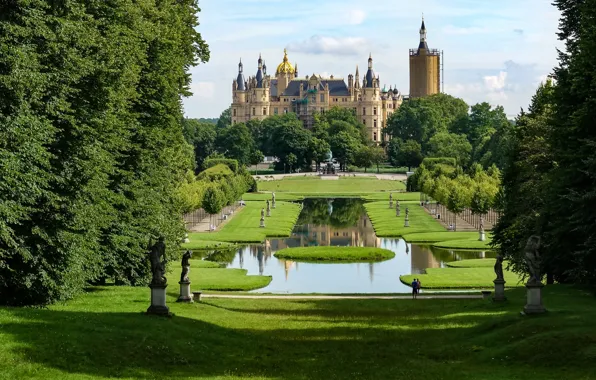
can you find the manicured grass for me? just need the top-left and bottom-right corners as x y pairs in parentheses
(273, 247), (395, 262)
(188, 201), (300, 243)
(242, 192), (419, 202)
(400, 267), (524, 289)
(258, 177), (406, 193)
(180, 240), (237, 250)
(1, 285), (595, 379)
(167, 259), (271, 291)
(403, 231), (482, 243)
(365, 202), (445, 237)
(446, 259), (500, 268)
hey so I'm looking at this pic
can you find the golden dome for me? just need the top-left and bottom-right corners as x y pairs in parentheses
(276, 49), (295, 75)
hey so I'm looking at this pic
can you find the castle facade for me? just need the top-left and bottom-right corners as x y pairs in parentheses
(230, 18), (440, 143)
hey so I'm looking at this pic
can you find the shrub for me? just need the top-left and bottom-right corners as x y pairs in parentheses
(203, 158), (239, 173)
(197, 164), (233, 181)
(422, 157), (457, 170)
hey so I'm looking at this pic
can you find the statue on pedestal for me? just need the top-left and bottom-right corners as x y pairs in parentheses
(494, 254), (504, 281)
(180, 250), (192, 283)
(525, 235), (542, 284)
(396, 201), (400, 216)
(148, 237), (167, 286)
(272, 192), (276, 209)
(266, 200), (271, 216)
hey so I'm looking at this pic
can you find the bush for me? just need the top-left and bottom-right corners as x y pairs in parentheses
(203, 158), (239, 173)
(197, 164), (233, 181)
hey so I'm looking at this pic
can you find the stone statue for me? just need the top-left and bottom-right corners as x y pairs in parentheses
(261, 208), (265, 219)
(494, 254), (504, 281)
(405, 207), (409, 217)
(272, 192), (276, 202)
(180, 250), (192, 282)
(148, 237), (167, 286)
(389, 193), (393, 201)
(524, 235), (542, 284)
(266, 199), (270, 209)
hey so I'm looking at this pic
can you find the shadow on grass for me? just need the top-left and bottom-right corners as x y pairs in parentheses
(1, 286), (595, 379)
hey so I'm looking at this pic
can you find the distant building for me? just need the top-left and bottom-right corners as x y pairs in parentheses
(409, 16), (442, 98)
(231, 17), (441, 142)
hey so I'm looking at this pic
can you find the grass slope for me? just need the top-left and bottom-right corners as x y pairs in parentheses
(401, 267), (524, 289)
(1, 285), (595, 379)
(180, 240), (237, 250)
(432, 238), (494, 250)
(365, 202), (445, 237)
(274, 247), (395, 262)
(188, 201), (300, 243)
(242, 192), (420, 202)
(446, 259), (499, 268)
(167, 259), (271, 291)
(257, 177), (406, 193)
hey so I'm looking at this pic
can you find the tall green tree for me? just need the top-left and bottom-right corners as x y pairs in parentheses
(216, 107), (232, 129)
(182, 118), (217, 171)
(216, 123), (256, 166)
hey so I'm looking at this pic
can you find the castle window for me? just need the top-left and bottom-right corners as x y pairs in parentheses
(252, 108), (255, 116)
(363, 107), (366, 115)
(374, 132), (378, 141)
(320, 107), (324, 113)
(274, 108), (278, 115)
(263, 107), (267, 115)
(374, 107), (377, 115)
(389, 104), (392, 109)
(284, 108), (288, 114)
(382, 104), (386, 109)
(374, 120), (377, 128)
(233, 109), (237, 116)
(363, 119), (366, 125)
(320, 94), (325, 102)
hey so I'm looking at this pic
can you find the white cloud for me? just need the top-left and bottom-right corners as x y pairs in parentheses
(287, 36), (369, 56)
(346, 10), (366, 25)
(484, 71), (507, 91)
(442, 25), (492, 35)
(190, 81), (215, 98)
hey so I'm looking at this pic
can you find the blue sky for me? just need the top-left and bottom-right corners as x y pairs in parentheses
(183, 0), (562, 119)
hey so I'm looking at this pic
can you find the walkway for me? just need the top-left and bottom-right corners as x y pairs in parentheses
(201, 294), (483, 300)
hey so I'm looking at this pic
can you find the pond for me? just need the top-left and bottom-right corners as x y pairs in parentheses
(213, 198), (494, 294)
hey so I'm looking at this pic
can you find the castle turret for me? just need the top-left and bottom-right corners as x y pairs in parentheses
(232, 58), (247, 124)
(295, 62), (299, 78)
(275, 49), (295, 96)
(365, 54), (375, 88)
(256, 54), (264, 88)
(409, 15), (441, 98)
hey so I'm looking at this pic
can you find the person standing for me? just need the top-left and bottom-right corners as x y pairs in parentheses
(417, 279), (422, 296)
(411, 278), (418, 299)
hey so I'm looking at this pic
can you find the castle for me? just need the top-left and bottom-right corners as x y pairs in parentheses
(231, 18), (440, 143)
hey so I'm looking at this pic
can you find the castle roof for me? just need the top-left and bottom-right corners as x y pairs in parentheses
(281, 79), (350, 97)
(276, 49), (295, 75)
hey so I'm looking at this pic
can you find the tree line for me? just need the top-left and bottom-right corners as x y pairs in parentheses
(492, 0), (596, 285)
(0, 1), (209, 305)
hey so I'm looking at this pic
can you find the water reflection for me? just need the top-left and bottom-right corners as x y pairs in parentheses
(209, 198), (494, 294)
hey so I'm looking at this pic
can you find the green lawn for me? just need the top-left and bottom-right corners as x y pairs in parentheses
(166, 259), (271, 292)
(188, 201), (300, 243)
(1, 285), (595, 379)
(180, 240), (237, 250)
(242, 192), (420, 202)
(446, 258), (500, 268)
(273, 247), (395, 262)
(365, 201), (445, 237)
(401, 267), (524, 289)
(257, 176), (406, 193)
(432, 238), (494, 250)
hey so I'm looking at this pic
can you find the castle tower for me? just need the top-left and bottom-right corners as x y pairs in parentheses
(360, 54), (381, 143)
(251, 54), (270, 120)
(409, 16), (441, 98)
(276, 49), (295, 96)
(231, 58), (247, 123)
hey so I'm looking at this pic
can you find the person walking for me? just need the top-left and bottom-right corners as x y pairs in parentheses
(411, 278), (418, 299)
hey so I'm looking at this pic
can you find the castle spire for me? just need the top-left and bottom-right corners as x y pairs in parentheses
(236, 58), (246, 91)
(419, 15), (428, 49)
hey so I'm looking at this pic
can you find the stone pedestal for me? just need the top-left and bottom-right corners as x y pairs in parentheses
(404, 218), (410, 227)
(389, 201), (393, 209)
(266, 209), (271, 217)
(523, 282), (547, 314)
(396, 209), (400, 217)
(177, 281), (193, 303)
(479, 231), (486, 241)
(260, 218), (265, 228)
(183, 233), (190, 243)
(493, 279), (507, 302)
(146, 284), (171, 317)
(272, 201), (276, 209)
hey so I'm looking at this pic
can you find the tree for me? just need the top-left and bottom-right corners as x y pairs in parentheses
(285, 153), (297, 173)
(216, 123), (256, 166)
(182, 119), (217, 171)
(216, 107), (232, 129)
(427, 132), (472, 167)
(309, 137), (331, 171)
(329, 131), (361, 171)
(249, 150), (264, 175)
(354, 146), (374, 172)
(370, 146), (386, 173)
(270, 116), (311, 171)
(202, 186), (225, 227)
(387, 138), (422, 171)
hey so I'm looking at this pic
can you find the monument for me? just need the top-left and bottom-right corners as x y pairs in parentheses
(493, 254), (506, 302)
(404, 207), (410, 227)
(523, 235), (546, 314)
(479, 215), (486, 241)
(396, 201), (401, 217)
(266, 200), (271, 217)
(146, 237), (171, 316)
(389, 193), (393, 208)
(260, 208), (266, 228)
(272, 192), (276, 209)
(177, 250), (193, 303)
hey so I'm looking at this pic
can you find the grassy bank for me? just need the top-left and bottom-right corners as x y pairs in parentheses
(1, 285), (594, 379)
(188, 201), (300, 243)
(257, 176), (406, 193)
(446, 259), (500, 268)
(365, 201), (445, 237)
(242, 192), (420, 202)
(400, 267), (523, 289)
(167, 259), (271, 292)
(273, 247), (395, 262)
(180, 240), (237, 250)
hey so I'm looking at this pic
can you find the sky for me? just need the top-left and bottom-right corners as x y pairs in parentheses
(183, 0), (562, 119)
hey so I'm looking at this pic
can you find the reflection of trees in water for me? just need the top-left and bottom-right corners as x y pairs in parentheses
(205, 248), (237, 264)
(297, 198), (365, 228)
